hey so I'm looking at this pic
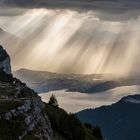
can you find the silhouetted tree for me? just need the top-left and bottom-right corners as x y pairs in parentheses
(48, 94), (59, 107)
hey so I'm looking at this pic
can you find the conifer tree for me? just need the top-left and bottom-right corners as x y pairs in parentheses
(48, 94), (59, 107)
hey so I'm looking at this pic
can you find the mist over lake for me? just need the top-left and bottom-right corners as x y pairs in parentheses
(40, 85), (140, 112)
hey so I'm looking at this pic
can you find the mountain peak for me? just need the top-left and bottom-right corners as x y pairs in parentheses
(121, 94), (140, 104)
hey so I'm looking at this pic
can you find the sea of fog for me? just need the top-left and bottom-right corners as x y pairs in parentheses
(39, 85), (140, 113)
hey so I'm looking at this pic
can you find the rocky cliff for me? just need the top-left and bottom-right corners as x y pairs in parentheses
(0, 45), (11, 74)
(0, 46), (53, 140)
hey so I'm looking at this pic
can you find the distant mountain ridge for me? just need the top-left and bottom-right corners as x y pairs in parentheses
(14, 68), (122, 93)
(14, 68), (140, 94)
(77, 94), (140, 140)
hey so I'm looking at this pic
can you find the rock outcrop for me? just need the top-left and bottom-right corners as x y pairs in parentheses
(0, 45), (11, 74)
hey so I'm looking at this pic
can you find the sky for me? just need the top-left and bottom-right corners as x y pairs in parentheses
(0, 0), (140, 75)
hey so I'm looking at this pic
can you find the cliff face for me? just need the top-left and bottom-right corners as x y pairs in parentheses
(0, 46), (53, 140)
(0, 45), (11, 74)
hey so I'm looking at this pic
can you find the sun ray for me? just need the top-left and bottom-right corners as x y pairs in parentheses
(0, 8), (140, 76)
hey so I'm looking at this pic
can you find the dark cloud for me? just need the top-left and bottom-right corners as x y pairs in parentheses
(0, 0), (140, 20)
(0, 7), (27, 16)
(1, 0), (140, 11)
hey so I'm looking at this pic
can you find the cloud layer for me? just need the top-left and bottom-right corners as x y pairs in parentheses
(1, 0), (140, 10)
(0, 0), (140, 20)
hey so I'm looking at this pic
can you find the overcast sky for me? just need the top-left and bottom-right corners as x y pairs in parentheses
(0, 0), (140, 21)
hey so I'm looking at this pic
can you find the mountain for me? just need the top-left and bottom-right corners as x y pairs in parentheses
(0, 45), (103, 140)
(77, 94), (140, 140)
(14, 69), (122, 93)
